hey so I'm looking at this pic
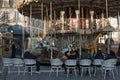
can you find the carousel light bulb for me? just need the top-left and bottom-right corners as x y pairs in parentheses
(34, 0), (38, 3)
(90, 10), (94, 23)
(11, 30), (13, 33)
(26, 2), (29, 5)
(90, 11), (94, 15)
(60, 11), (65, 31)
(52, 42), (54, 46)
(75, 10), (79, 15)
(60, 11), (65, 16)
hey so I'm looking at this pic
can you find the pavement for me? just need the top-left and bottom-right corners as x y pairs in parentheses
(0, 59), (120, 80)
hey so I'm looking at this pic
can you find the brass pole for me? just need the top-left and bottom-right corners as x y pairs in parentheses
(106, 0), (108, 19)
(50, 1), (52, 20)
(78, 0), (82, 58)
(61, 11), (65, 31)
(50, 1), (52, 37)
(41, 2), (43, 38)
(82, 7), (84, 28)
(82, 7), (85, 40)
(54, 10), (56, 38)
(69, 8), (71, 29)
(37, 20), (40, 37)
(117, 12), (120, 29)
(68, 8), (71, 47)
(41, 2), (43, 20)
(43, 18), (46, 38)
(75, 10), (79, 32)
(69, 8), (71, 18)
(50, 1), (53, 59)
(30, 4), (33, 38)
(46, 6), (48, 33)
(106, 0), (110, 54)
(50, 1), (52, 29)
(46, 6), (48, 30)
(15, 5), (18, 24)
(46, 6), (48, 20)
(49, 1), (52, 34)
(22, 9), (25, 58)
(78, 0), (80, 14)
(54, 10), (56, 21)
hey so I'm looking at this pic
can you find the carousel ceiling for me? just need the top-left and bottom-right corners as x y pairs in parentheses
(14, 0), (120, 19)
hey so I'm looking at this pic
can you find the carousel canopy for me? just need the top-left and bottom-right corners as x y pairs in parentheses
(14, 0), (120, 19)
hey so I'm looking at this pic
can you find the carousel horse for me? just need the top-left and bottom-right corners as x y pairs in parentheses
(85, 33), (103, 55)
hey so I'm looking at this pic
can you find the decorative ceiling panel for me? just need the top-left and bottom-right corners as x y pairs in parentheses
(14, 0), (120, 19)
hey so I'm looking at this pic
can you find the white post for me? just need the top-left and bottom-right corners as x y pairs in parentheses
(75, 10), (79, 32)
(101, 13), (105, 28)
(60, 11), (65, 31)
(90, 11), (94, 24)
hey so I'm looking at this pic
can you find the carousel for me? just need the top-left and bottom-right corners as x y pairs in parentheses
(14, 0), (119, 62)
